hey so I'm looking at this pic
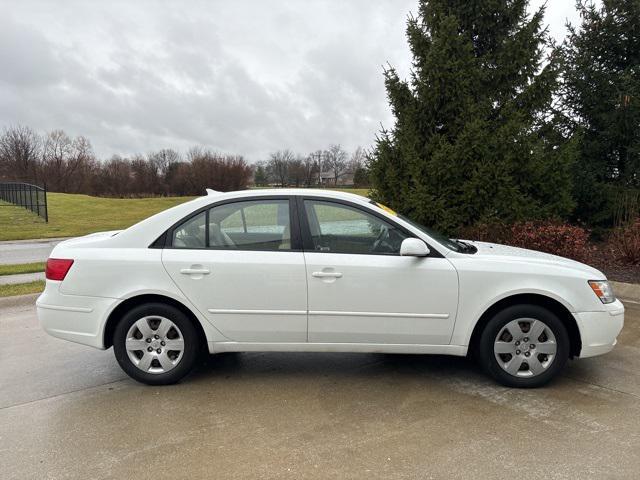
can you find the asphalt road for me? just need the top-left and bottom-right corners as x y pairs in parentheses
(0, 238), (64, 265)
(1, 300), (639, 479)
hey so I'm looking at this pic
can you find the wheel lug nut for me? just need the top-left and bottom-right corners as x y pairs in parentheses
(146, 338), (151, 343)
(147, 347), (153, 352)
(530, 344), (535, 349)
(516, 350), (521, 355)
(525, 352), (530, 357)
(161, 341), (165, 346)
(156, 348), (162, 354)
(523, 337), (529, 342)
(515, 341), (520, 346)
(154, 335), (160, 339)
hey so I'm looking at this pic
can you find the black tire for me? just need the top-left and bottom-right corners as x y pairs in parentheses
(113, 302), (200, 385)
(478, 304), (570, 388)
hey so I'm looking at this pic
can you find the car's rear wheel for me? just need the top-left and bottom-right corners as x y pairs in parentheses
(478, 304), (570, 388)
(113, 303), (200, 385)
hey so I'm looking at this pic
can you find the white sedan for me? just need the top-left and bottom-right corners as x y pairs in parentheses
(37, 189), (624, 387)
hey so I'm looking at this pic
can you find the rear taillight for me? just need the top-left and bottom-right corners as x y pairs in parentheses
(45, 258), (74, 281)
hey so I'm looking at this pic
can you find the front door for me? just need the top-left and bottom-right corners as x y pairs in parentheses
(162, 197), (307, 343)
(301, 199), (458, 345)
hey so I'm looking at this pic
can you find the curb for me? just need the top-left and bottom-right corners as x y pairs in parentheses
(611, 281), (640, 304)
(0, 292), (40, 310)
(0, 237), (71, 245)
(0, 272), (46, 286)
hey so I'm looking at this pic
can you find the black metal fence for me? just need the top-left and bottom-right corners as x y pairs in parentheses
(0, 182), (48, 222)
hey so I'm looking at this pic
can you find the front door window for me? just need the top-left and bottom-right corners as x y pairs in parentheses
(304, 200), (408, 255)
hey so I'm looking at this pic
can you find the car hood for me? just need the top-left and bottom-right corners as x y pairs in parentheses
(463, 241), (605, 279)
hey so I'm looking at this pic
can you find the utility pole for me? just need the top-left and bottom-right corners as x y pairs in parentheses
(315, 150), (323, 186)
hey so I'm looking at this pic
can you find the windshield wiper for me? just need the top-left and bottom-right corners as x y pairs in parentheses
(451, 239), (477, 254)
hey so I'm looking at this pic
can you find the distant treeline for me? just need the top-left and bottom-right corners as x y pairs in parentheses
(0, 126), (251, 196)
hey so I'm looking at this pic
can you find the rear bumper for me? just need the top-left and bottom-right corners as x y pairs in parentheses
(36, 281), (116, 349)
(575, 299), (625, 358)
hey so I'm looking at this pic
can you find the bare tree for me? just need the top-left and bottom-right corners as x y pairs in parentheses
(148, 149), (181, 177)
(147, 149), (181, 194)
(165, 161), (192, 196)
(349, 146), (371, 187)
(268, 149), (294, 187)
(41, 131), (96, 193)
(42, 130), (73, 191)
(288, 156), (306, 187)
(98, 155), (133, 196)
(349, 146), (366, 172)
(0, 124), (251, 196)
(188, 149), (252, 192)
(0, 126), (42, 182)
(303, 152), (321, 187)
(68, 136), (95, 191)
(323, 144), (348, 186)
(131, 154), (159, 195)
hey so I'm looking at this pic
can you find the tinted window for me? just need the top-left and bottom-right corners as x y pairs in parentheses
(172, 212), (206, 248)
(304, 200), (408, 254)
(209, 200), (291, 251)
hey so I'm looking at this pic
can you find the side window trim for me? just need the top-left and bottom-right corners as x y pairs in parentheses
(159, 196), (302, 252)
(296, 196), (316, 252)
(205, 208), (210, 248)
(240, 208), (247, 233)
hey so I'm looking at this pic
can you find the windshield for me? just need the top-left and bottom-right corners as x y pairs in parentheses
(368, 200), (465, 252)
(397, 215), (462, 252)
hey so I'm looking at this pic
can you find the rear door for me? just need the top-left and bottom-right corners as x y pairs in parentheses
(162, 197), (308, 343)
(300, 198), (458, 345)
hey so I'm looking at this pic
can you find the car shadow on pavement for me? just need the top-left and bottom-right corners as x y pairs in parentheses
(188, 351), (488, 385)
(183, 351), (588, 394)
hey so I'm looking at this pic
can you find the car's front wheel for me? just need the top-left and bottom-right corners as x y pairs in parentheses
(478, 304), (570, 388)
(113, 303), (200, 385)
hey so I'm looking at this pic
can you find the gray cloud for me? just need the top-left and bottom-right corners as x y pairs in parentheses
(0, 0), (590, 162)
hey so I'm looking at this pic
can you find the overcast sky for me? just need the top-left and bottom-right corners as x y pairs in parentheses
(0, 0), (592, 162)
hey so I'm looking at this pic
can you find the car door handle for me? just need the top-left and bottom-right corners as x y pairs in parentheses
(180, 268), (211, 275)
(312, 271), (343, 278)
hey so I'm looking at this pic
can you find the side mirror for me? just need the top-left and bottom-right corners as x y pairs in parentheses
(400, 238), (430, 257)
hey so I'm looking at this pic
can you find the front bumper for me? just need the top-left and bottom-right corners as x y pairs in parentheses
(36, 281), (116, 349)
(575, 299), (625, 358)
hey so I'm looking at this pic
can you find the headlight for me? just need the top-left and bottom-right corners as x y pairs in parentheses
(588, 280), (616, 304)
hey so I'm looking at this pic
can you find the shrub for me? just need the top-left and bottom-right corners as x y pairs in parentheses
(508, 221), (594, 263)
(608, 219), (640, 265)
(458, 222), (511, 244)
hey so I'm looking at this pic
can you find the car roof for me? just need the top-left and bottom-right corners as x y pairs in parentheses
(206, 188), (369, 203)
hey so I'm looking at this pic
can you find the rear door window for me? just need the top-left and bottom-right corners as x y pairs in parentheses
(209, 200), (291, 251)
(172, 212), (206, 248)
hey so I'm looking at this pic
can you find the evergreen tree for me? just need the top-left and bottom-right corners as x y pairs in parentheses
(353, 164), (370, 187)
(562, 0), (640, 228)
(369, 0), (574, 233)
(253, 163), (268, 186)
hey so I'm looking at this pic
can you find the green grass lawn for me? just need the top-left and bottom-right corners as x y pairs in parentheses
(0, 262), (45, 276)
(0, 194), (196, 241)
(336, 188), (369, 197)
(0, 188), (370, 241)
(0, 280), (45, 297)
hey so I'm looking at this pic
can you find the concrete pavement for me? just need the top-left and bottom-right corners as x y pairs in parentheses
(1, 301), (639, 479)
(0, 238), (66, 265)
